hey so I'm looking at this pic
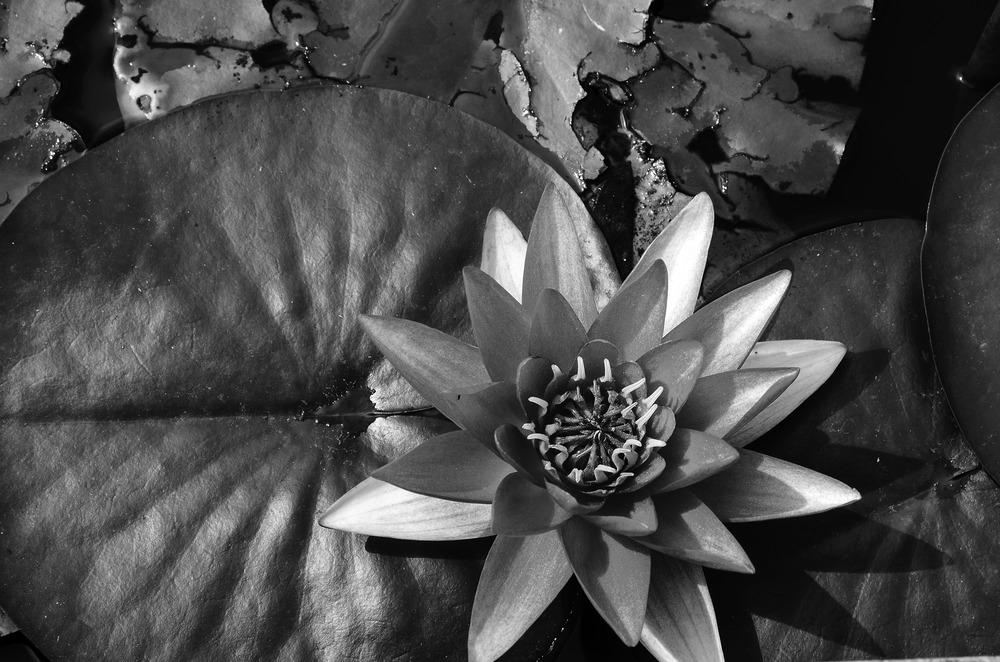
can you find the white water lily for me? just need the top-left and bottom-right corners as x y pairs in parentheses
(320, 186), (859, 662)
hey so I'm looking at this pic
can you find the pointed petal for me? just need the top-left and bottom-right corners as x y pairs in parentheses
(561, 518), (651, 646)
(495, 424), (546, 486)
(624, 193), (714, 335)
(640, 490), (753, 573)
(320, 477), (492, 540)
(516, 357), (557, 416)
(529, 288), (588, 371)
(584, 493), (658, 537)
(692, 449), (861, 522)
(589, 260), (668, 360)
(481, 207), (527, 302)
(522, 184), (599, 326)
(464, 266), (531, 382)
(664, 270), (791, 376)
(638, 340), (704, 412)
(469, 531), (572, 662)
(647, 429), (739, 494)
(493, 473), (572, 535)
(676, 368), (799, 440)
(446, 382), (524, 450)
(640, 556), (724, 662)
(620, 454), (667, 493)
(372, 431), (514, 503)
(360, 315), (490, 423)
(729, 340), (847, 447)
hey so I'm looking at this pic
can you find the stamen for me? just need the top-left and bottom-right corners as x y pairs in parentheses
(621, 377), (646, 396)
(576, 356), (586, 380)
(644, 437), (667, 449)
(545, 423), (560, 436)
(548, 443), (568, 454)
(611, 448), (629, 469)
(594, 464), (616, 481)
(635, 404), (657, 428)
(569, 468), (584, 483)
(528, 396), (548, 413)
(624, 439), (642, 449)
(621, 401), (638, 416)
(603, 358), (613, 382)
(643, 386), (664, 407)
(522, 422), (536, 431)
(551, 364), (563, 378)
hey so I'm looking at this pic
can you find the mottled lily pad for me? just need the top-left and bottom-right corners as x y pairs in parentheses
(924, 81), (1000, 484)
(0, 85), (624, 661)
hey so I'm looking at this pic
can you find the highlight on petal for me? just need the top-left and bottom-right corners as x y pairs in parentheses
(692, 449), (861, 523)
(360, 315), (490, 423)
(676, 368), (799, 440)
(445, 382), (524, 450)
(522, 184), (599, 327)
(372, 431), (514, 503)
(319, 477), (493, 541)
(529, 288), (588, 371)
(623, 193), (714, 335)
(464, 266), (531, 382)
(640, 555), (724, 662)
(729, 340), (848, 447)
(481, 207), (527, 302)
(638, 339), (704, 412)
(646, 429), (739, 494)
(469, 531), (572, 662)
(664, 270), (791, 376)
(583, 492), (658, 537)
(640, 489), (753, 573)
(589, 260), (668, 361)
(493, 473), (572, 535)
(561, 518), (652, 646)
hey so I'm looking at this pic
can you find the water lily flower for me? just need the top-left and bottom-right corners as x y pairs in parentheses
(320, 185), (860, 662)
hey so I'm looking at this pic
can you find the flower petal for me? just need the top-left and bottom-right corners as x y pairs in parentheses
(492, 473), (572, 535)
(319, 477), (493, 540)
(640, 555), (724, 662)
(620, 454), (667, 493)
(664, 270), (791, 376)
(638, 339), (704, 412)
(445, 381), (524, 450)
(647, 429), (739, 493)
(589, 259), (668, 360)
(545, 480), (604, 515)
(676, 368), (799, 440)
(360, 315), (490, 423)
(728, 340), (847, 447)
(481, 207), (527, 302)
(576, 339), (622, 379)
(560, 518), (651, 646)
(495, 424), (546, 486)
(516, 357), (556, 416)
(522, 184), (599, 327)
(529, 288), (588, 372)
(469, 531), (572, 662)
(372, 431), (514, 503)
(464, 266), (531, 383)
(583, 492), (658, 537)
(624, 193), (714, 335)
(692, 449), (861, 522)
(640, 489), (753, 573)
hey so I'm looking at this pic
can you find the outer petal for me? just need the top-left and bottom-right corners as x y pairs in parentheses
(676, 368), (799, 440)
(469, 531), (573, 662)
(728, 339), (847, 447)
(495, 424), (546, 486)
(372, 431), (514, 503)
(446, 382), (524, 450)
(637, 339), (704, 412)
(492, 473), (572, 535)
(464, 266), (530, 383)
(646, 429), (739, 494)
(692, 449), (861, 522)
(560, 518), (651, 646)
(481, 207), (527, 302)
(529, 288), (588, 371)
(623, 193), (714, 335)
(588, 260), (668, 360)
(319, 477), (493, 540)
(360, 315), (490, 423)
(664, 270), (791, 376)
(522, 184), (599, 327)
(640, 555), (724, 662)
(583, 493), (658, 537)
(640, 489), (753, 573)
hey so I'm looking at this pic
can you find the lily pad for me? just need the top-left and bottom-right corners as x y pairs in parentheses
(0, 85), (621, 661)
(924, 80), (1000, 484)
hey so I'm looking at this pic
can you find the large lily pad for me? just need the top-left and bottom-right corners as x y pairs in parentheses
(0, 85), (620, 661)
(924, 80), (1000, 483)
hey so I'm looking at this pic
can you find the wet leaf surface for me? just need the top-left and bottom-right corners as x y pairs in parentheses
(0, 85), (622, 661)
(924, 80), (1000, 484)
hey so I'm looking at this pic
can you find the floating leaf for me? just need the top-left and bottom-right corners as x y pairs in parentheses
(0, 85), (618, 661)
